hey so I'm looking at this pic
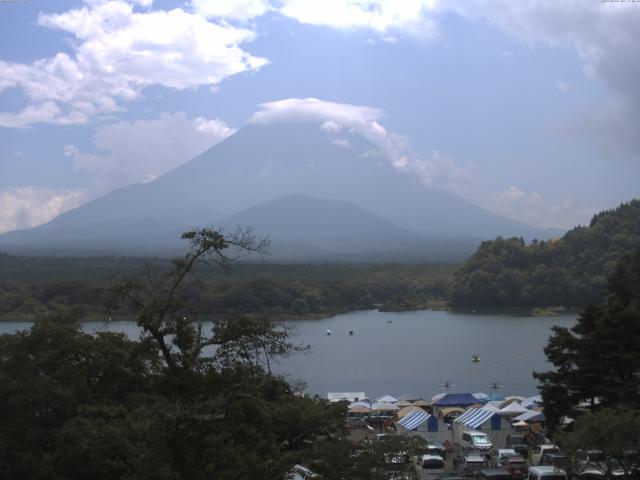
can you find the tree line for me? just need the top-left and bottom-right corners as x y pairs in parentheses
(0, 256), (455, 321)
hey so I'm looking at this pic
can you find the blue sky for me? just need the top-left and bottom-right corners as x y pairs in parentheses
(0, 0), (639, 233)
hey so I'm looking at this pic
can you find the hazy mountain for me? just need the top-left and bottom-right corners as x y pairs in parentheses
(0, 121), (556, 256)
(215, 193), (421, 257)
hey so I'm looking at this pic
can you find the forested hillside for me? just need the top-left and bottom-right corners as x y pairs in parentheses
(448, 199), (640, 309)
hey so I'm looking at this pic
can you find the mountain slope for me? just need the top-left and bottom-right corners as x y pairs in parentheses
(0, 121), (553, 255)
(448, 199), (640, 308)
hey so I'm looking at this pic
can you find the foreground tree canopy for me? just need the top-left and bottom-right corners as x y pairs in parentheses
(534, 247), (640, 432)
(0, 228), (349, 479)
(556, 408), (640, 478)
(449, 199), (640, 309)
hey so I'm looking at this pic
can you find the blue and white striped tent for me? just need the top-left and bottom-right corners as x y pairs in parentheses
(397, 409), (438, 432)
(454, 407), (504, 430)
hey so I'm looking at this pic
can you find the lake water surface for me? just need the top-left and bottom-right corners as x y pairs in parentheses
(0, 309), (575, 400)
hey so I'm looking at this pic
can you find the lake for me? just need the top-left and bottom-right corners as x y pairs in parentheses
(0, 309), (575, 400)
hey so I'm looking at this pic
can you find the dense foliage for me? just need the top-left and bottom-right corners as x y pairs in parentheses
(0, 319), (347, 479)
(449, 200), (640, 308)
(556, 408), (640, 478)
(0, 229), (349, 479)
(534, 248), (640, 431)
(0, 256), (455, 320)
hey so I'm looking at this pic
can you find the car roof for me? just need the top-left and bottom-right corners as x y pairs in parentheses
(421, 454), (445, 460)
(505, 455), (526, 461)
(530, 466), (566, 474)
(496, 449), (517, 454)
(465, 454), (486, 461)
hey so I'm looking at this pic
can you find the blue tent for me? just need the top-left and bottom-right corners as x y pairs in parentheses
(434, 393), (481, 407)
(527, 412), (546, 423)
(454, 407), (509, 430)
(397, 410), (438, 432)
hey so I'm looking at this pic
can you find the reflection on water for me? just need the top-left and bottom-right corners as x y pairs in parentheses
(0, 309), (575, 399)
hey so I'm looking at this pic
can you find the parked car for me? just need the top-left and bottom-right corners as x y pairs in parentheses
(426, 441), (447, 458)
(459, 431), (493, 452)
(457, 453), (487, 478)
(478, 468), (513, 480)
(506, 433), (529, 457)
(574, 455), (625, 479)
(532, 445), (562, 466)
(527, 466), (568, 480)
(502, 455), (529, 480)
(417, 454), (446, 479)
(490, 449), (518, 468)
(540, 452), (567, 468)
(287, 464), (321, 479)
(529, 432), (551, 449)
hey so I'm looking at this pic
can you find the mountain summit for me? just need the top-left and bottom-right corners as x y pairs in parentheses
(0, 121), (553, 256)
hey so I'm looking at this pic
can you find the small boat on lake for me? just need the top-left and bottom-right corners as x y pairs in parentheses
(472, 354), (480, 363)
(486, 382), (503, 389)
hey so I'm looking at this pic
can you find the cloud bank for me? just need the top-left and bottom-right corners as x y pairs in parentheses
(0, 0), (267, 127)
(65, 112), (236, 190)
(492, 185), (594, 230)
(0, 187), (87, 234)
(251, 97), (472, 192)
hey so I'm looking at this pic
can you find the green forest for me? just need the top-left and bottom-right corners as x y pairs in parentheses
(448, 199), (640, 309)
(0, 254), (454, 321)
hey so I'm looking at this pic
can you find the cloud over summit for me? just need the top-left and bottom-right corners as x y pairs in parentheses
(250, 97), (472, 193)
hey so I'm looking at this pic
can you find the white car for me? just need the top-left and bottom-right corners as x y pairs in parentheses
(460, 431), (493, 452)
(417, 454), (445, 478)
(490, 449), (518, 467)
(531, 445), (561, 466)
(527, 466), (567, 480)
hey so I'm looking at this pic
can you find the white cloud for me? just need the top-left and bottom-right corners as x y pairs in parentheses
(191, 0), (272, 21)
(0, 0), (268, 127)
(0, 187), (87, 234)
(492, 185), (594, 230)
(250, 97), (472, 192)
(0, 101), (82, 128)
(279, 0), (439, 36)
(64, 112), (236, 190)
(251, 97), (384, 127)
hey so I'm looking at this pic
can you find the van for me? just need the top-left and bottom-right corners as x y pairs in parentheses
(527, 466), (567, 480)
(460, 431), (492, 451)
